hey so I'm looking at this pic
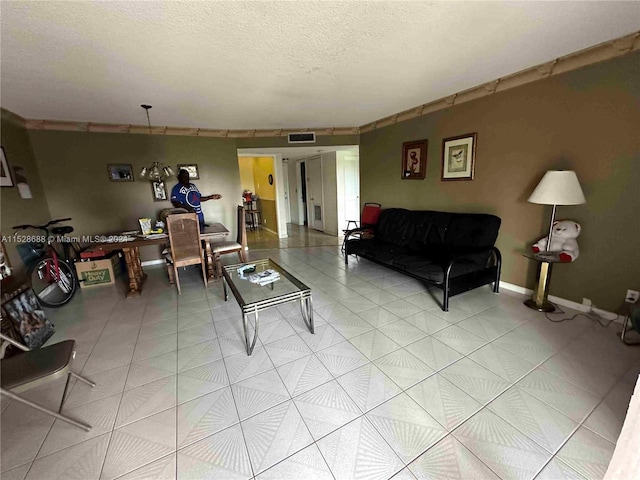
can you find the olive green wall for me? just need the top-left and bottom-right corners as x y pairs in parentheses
(360, 52), (640, 312)
(0, 109), (52, 272)
(27, 131), (243, 262)
(23, 130), (359, 262)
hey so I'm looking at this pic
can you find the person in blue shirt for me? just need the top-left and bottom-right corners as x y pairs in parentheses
(170, 169), (222, 229)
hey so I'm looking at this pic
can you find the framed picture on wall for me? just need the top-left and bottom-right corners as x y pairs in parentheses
(401, 140), (427, 180)
(178, 164), (199, 180)
(151, 180), (167, 201)
(107, 164), (134, 182)
(1, 147), (14, 187)
(441, 133), (476, 181)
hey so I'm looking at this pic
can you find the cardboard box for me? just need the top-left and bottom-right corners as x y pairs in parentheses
(75, 253), (121, 288)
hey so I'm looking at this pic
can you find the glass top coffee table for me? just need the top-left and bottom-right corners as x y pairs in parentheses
(222, 259), (314, 355)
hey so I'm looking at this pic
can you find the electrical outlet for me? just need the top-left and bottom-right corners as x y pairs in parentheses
(582, 298), (592, 307)
(626, 289), (639, 303)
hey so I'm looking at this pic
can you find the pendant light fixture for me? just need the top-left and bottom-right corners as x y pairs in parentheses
(139, 104), (175, 181)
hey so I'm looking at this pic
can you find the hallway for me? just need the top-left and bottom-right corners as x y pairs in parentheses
(247, 224), (342, 250)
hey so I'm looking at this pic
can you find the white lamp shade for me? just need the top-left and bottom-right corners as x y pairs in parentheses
(528, 170), (586, 205)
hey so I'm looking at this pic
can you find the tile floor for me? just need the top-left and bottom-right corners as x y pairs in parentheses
(246, 224), (342, 250)
(1, 246), (638, 480)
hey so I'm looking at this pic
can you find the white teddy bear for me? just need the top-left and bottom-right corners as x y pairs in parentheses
(532, 220), (581, 262)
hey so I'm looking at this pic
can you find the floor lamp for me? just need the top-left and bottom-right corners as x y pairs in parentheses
(525, 170), (586, 311)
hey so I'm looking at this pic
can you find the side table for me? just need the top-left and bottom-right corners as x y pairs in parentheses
(523, 252), (566, 312)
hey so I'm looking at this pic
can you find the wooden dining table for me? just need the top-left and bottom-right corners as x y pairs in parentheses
(91, 223), (229, 297)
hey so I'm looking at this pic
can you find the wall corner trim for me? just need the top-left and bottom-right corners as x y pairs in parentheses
(360, 30), (640, 134)
(1, 108), (28, 128)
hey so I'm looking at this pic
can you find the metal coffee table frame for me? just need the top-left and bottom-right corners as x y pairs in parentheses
(222, 259), (314, 355)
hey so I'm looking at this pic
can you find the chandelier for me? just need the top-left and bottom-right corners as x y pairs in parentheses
(139, 105), (175, 181)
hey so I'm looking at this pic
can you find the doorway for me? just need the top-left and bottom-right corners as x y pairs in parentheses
(282, 162), (291, 224)
(300, 161), (308, 226)
(305, 156), (324, 231)
(236, 155), (279, 235)
(236, 145), (359, 244)
(340, 154), (360, 232)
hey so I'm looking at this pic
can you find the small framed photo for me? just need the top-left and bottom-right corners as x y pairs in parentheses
(2, 288), (54, 349)
(178, 164), (199, 180)
(401, 140), (428, 180)
(151, 180), (167, 202)
(1, 147), (14, 187)
(107, 164), (134, 182)
(442, 133), (476, 181)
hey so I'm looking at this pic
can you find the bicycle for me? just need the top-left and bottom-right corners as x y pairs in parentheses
(12, 218), (82, 308)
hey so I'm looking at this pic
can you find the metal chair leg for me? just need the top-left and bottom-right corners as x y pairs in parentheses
(59, 372), (73, 412)
(70, 372), (96, 387)
(1, 389), (91, 432)
(59, 372), (95, 412)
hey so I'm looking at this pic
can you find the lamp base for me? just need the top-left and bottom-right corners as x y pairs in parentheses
(524, 298), (556, 312)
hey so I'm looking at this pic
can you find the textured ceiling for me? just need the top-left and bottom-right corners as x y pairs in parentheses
(1, 1), (639, 130)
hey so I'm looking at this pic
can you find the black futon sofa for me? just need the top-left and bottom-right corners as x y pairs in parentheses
(344, 208), (502, 311)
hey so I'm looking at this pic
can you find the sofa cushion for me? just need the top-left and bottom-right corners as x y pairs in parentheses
(374, 208), (417, 248)
(352, 248), (490, 284)
(444, 214), (501, 248)
(374, 209), (444, 248)
(374, 209), (500, 254)
(346, 239), (398, 264)
(406, 258), (485, 283)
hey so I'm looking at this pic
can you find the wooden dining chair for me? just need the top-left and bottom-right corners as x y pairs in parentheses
(0, 332), (95, 431)
(212, 206), (248, 277)
(166, 213), (207, 294)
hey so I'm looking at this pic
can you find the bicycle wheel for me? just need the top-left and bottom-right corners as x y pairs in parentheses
(29, 257), (78, 307)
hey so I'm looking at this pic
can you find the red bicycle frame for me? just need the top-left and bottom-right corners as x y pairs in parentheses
(38, 245), (72, 293)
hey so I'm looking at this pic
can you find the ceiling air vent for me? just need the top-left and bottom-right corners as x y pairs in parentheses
(288, 132), (316, 144)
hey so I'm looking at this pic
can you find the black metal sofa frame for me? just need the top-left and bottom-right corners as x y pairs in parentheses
(344, 208), (502, 311)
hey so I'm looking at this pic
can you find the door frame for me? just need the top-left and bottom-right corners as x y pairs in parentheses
(338, 153), (360, 233)
(282, 161), (291, 224)
(236, 152), (288, 239)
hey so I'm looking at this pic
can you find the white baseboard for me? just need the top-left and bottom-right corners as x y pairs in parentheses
(141, 259), (165, 267)
(499, 281), (623, 323)
(261, 226), (278, 235)
(499, 281), (532, 296)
